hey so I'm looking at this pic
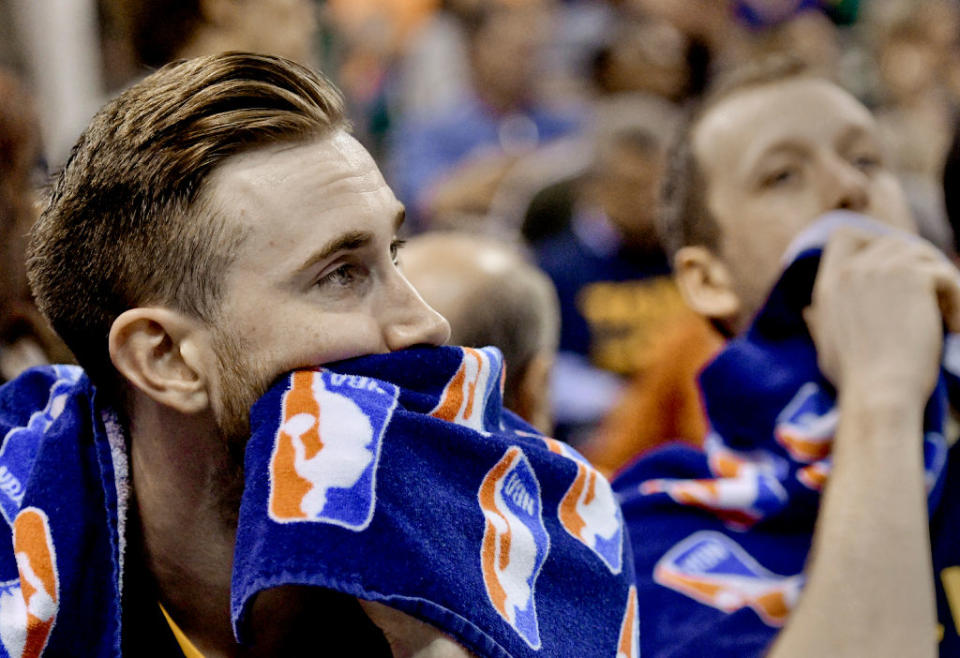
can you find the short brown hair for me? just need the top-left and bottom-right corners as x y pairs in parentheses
(658, 56), (811, 260)
(28, 53), (346, 392)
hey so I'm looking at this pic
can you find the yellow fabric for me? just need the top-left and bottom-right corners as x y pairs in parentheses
(159, 603), (206, 658)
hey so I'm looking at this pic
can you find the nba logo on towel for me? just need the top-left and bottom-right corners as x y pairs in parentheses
(543, 438), (623, 574)
(774, 383), (837, 462)
(431, 347), (500, 432)
(797, 460), (830, 491)
(478, 447), (550, 649)
(616, 586), (639, 658)
(640, 471), (786, 530)
(654, 532), (802, 627)
(0, 507), (59, 658)
(0, 366), (82, 526)
(269, 370), (398, 530)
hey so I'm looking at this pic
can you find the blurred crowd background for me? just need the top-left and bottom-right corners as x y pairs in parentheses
(4, 0), (960, 464)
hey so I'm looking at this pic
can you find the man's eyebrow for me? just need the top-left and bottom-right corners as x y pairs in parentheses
(394, 207), (406, 232)
(835, 123), (875, 151)
(742, 140), (808, 176)
(295, 230), (373, 275)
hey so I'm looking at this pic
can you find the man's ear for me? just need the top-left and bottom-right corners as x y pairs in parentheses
(108, 308), (211, 414)
(673, 246), (741, 321)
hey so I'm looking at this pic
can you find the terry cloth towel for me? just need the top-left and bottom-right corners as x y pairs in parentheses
(615, 212), (960, 657)
(0, 364), (128, 657)
(233, 345), (639, 658)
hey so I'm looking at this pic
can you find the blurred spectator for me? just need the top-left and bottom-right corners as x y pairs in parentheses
(387, 2), (582, 229)
(579, 315), (722, 477)
(321, 0), (441, 159)
(867, 0), (958, 253)
(101, 0), (318, 74)
(872, 4), (954, 181)
(0, 71), (70, 382)
(591, 16), (692, 103)
(533, 123), (695, 443)
(941, 118), (960, 259)
(735, 8), (841, 79)
(394, 0), (476, 120)
(402, 232), (560, 434)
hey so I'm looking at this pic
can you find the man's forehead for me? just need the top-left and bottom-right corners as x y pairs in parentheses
(204, 131), (391, 212)
(692, 77), (876, 173)
(208, 130), (383, 192)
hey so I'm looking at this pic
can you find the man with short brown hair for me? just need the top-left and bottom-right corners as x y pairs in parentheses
(617, 57), (960, 657)
(19, 53), (467, 656)
(8, 51), (638, 658)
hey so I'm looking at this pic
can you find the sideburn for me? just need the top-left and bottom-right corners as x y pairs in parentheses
(210, 327), (276, 526)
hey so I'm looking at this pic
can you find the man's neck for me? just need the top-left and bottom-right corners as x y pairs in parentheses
(128, 397), (239, 656)
(125, 396), (394, 657)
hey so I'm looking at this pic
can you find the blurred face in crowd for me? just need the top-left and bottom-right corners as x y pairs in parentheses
(878, 33), (940, 102)
(198, 132), (450, 446)
(592, 141), (665, 249)
(212, 0), (317, 65)
(683, 77), (914, 325)
(469, 6), (546, 111)
(604, 20), (690, 101)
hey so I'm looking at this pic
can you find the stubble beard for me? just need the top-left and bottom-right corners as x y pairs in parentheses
(209, 328), (276, 528)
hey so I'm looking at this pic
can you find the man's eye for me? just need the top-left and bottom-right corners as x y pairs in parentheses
(319, 264), (361, 287)
(852, 154), (882, 172)
(390, 239), (407, 265)
(761, 167), (798, 188)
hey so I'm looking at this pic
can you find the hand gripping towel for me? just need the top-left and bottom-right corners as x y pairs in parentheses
(614, 212), (960, 657)
(233, 345), (639, 658)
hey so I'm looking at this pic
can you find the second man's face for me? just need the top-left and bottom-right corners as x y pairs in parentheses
(693, 77), (915, 321)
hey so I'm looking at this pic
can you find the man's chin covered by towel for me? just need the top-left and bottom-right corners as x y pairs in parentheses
(0, 53), (637, 658)
(617, 55), (960, 658)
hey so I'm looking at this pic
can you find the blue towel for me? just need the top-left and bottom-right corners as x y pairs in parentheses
(0, 346), (636, 657)
(0, 365), (127, 657)
(234, 345), (638, 657)
(616, 214), (960, 656)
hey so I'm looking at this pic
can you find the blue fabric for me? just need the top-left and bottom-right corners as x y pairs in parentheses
(0, 347), (634, 657)
(0, 365), (126, 657)
(616, 217), (960, 656)
(233, 345), (638, 657)
(733, 1), (824, 29)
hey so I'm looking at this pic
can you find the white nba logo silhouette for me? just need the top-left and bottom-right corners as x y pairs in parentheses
(280, 374), (375, 518)
(545, 438), (623, 573)
(0, 507), (58, 658)
(489, 469), (538, 618)
(0, 554), (56, 658)
(479, 447), (549, 649)
(573, 468), (620, 548)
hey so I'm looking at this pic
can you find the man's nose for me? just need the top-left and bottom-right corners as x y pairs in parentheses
(825, 156), (870, 213)
(381, 273), (451, 352)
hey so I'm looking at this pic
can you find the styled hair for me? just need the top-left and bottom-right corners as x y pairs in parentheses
(658, 56), (811, 260)
(28, 53), (346, 392)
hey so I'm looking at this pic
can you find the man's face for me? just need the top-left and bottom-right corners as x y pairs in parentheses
(201, 132), (450, 448)
(593, 143), (665, 248)
(693, 77), (915, 322)
(227, 0), (317, 66)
